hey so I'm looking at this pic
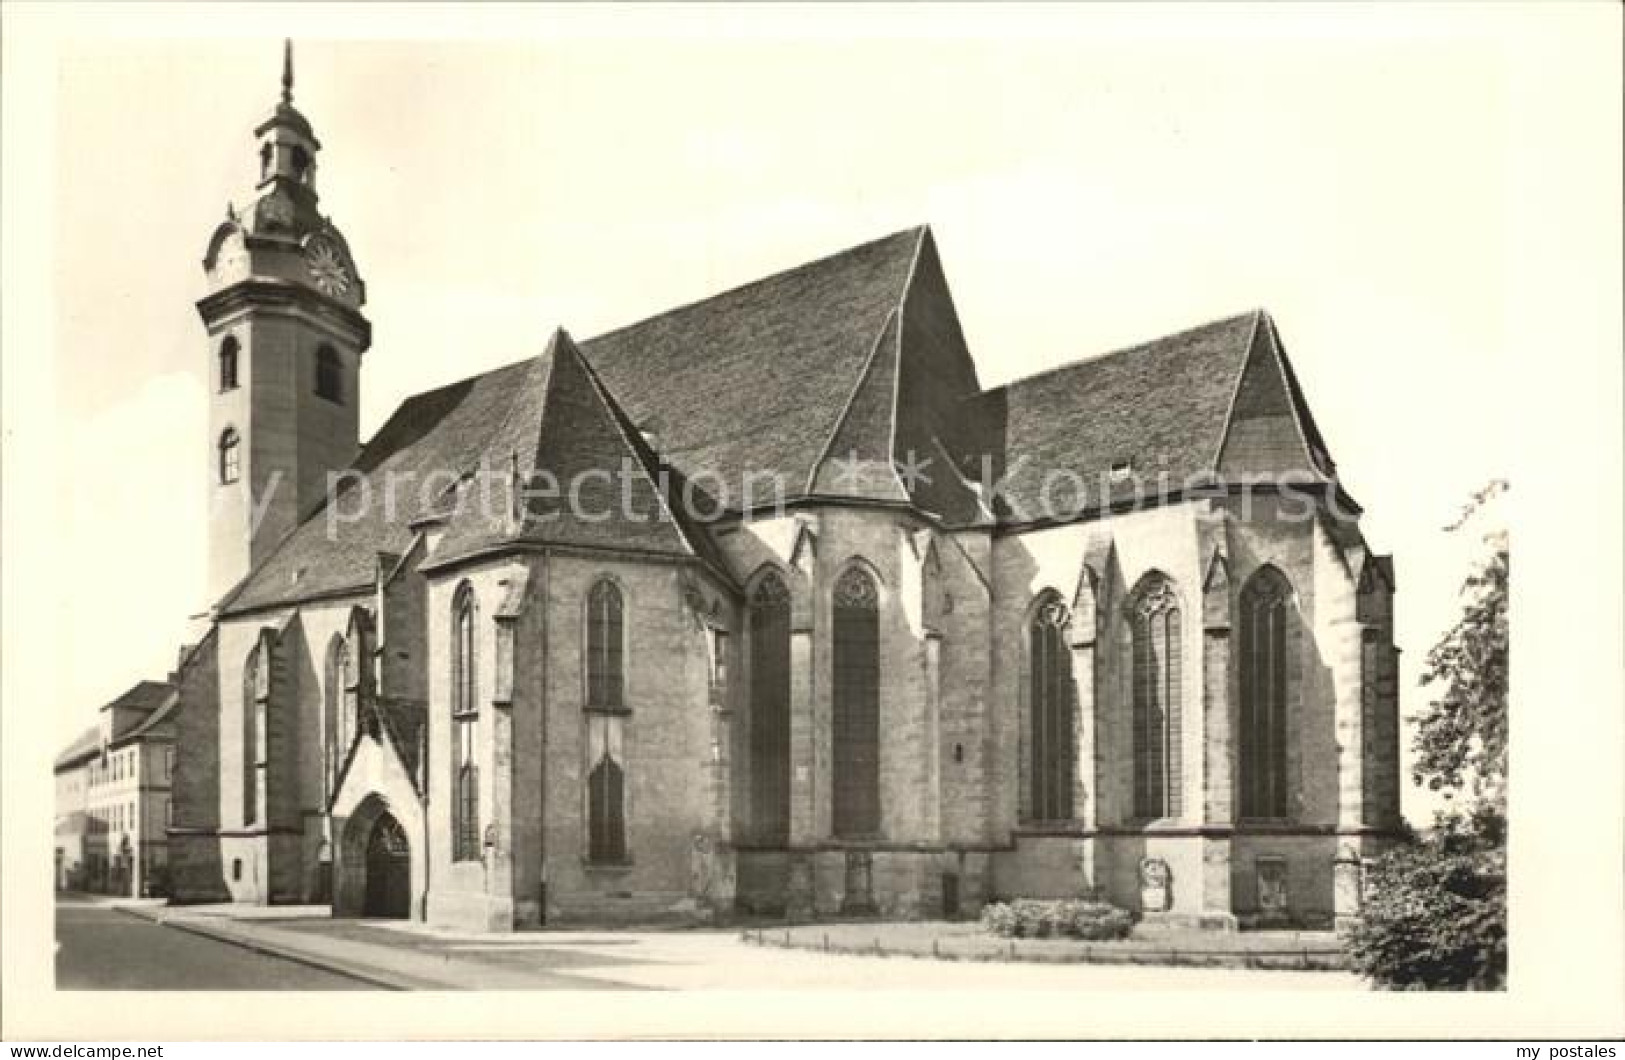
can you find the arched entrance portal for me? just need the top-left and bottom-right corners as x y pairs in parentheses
(362, 812), (411, 918)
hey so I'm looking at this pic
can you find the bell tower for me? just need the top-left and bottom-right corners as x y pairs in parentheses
(198, 41), (371, 604)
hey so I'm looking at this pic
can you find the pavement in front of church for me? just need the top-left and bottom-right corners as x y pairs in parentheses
(107, 901), (1362, 992)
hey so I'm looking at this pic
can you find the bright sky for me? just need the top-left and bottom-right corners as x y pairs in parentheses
(15, 5), (1619, 827)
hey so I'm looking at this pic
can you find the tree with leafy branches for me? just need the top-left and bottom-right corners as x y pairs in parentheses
(1344, 479), (1508, 990)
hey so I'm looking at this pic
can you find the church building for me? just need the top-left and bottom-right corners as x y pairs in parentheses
(166, 47), (1402, 931)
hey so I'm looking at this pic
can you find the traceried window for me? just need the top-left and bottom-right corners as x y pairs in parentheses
(323, 637), (348, 800)
(218, 427), (240, 485)
(1027, 593), (1075, 822)
(832, 566), (881, 837)
(315, 345), (343, 404)
(1130, 574), (1182, 820)
(1240, 566), (1293, 820)
(450, 583), (480, 862)
(587, 753), (626, 863)
(242, 647), (264, 826)
(219, 336), (240, 391)
(586, 579), (625, 709)
(748, 573), (791, 842)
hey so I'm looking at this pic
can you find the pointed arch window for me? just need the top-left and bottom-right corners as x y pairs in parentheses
(323, 637), (348, 801)
(450, 583), (480, 862)
(588, 753), (627, 863)
(748, 573), (791, 842)
(315, 345), (343, 404)
(1130, 575), (1183, 820)
(242, 646), (264, 827)
(1027, 594), (1075, 822)
(1240, 567), (1293, 820)
(832, 566), (881, 837)
(219, 336), (240, 392)
(586, 579), (625, 710)
(218, 427), (240, 485)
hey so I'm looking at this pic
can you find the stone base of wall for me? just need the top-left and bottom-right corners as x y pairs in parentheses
(166, 833), (231, 905)
(735, 847), (987, 921)
(985, 829), (1377, 930)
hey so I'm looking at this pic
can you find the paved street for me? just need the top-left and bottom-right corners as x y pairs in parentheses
(57, 895), (1361, 991)
(55, 896), (372, 990)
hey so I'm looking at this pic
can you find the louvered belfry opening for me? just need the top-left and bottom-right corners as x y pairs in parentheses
(748, 574), (792, 843)
(1240, 567), (1292, 819)
(1131, 575), (1183, 820)
(1029, 596), (1075, 822)
(832, 568), (881, 838)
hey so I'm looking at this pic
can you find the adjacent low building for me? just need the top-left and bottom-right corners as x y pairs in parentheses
(54, 680), (178, 897)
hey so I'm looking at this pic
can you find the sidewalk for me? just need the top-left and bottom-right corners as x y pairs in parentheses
(109, 901), (1360, 990)
(113, 903), (644, 989)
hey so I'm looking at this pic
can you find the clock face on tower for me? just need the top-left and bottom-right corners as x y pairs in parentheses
(305, 237), (353, 299)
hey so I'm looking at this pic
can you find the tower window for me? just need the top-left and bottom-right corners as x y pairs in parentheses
(315, 345), (343, 404)
(291, 146), (311, 185)
(218, 427), (240, 485)
(219, 337), (240, 392)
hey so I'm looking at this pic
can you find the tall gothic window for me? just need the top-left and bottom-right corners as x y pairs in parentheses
(586, 579), (625, 709)
(315, 345), (343, 404)
(1130, 574), (1182, 820)
(1240, 566), (1293, 819)
(832, 566), (881, 837)
(219, 336), (240, 391)
(242, 647), (263, 827)
(450, 583), (480, 862)
(323, 637), (347, 801)
(748, 573), (791, 842)
(218, 427), (240, 485)
(587, 754), (626, 863)
(1028, 593), (1075, 822)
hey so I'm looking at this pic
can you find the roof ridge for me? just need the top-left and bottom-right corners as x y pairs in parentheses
(978, 309), (1265, 399)
(583, 225), (928, 351)
(1262, 314), (1337, 476)
(1209, 311), (1266, 476)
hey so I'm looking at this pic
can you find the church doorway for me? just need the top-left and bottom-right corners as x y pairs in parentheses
(361, 812), (411, 918)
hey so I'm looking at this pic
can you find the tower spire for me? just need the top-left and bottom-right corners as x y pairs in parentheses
(281, 38), (294, 104)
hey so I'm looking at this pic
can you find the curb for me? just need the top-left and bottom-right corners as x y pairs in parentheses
(740, 930), (1349, 972)
(112, 904), (424, 990)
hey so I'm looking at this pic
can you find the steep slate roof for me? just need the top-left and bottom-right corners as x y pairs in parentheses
(584, 227), (929, 510)
(969, 310), (1338, 527)
(222, 227), (937, 614)
(224, 328), (731, 613)
(218, 226), (1344, 613)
